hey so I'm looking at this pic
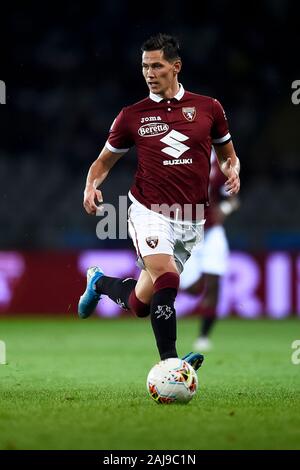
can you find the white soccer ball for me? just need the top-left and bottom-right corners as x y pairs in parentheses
(146, 357), (198, 404)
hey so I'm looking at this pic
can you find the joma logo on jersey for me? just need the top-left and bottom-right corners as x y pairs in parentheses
(138, 122), (169, 137)
(141, 116), (162, 123)
(160, 130), (192, 166)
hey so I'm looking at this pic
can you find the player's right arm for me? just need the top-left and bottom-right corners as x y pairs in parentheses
(83, 146), (126, 215)
(84, 107), (133, 215)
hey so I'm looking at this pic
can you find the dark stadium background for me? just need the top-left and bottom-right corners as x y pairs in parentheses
(0, 1), (299, 314)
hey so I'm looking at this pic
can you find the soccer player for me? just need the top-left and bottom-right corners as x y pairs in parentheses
(78, 33), (240, 371)
(180, 148), (240, 351)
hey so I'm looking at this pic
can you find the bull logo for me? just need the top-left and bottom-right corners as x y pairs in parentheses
(182, 107), (196, 121)
(146, 236), (159, 249)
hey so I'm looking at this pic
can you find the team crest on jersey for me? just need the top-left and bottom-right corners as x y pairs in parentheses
(146, 236), (159, 249)
(182, 107), (196, 121)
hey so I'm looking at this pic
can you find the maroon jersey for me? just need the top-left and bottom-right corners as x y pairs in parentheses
(205, 150), (228, 228)
(106, 85), (231, 220)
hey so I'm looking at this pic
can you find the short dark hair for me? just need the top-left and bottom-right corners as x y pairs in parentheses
(141, 33), (181, 62)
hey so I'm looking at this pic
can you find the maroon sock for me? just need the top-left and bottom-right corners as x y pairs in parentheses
(151, 272), (180, 360)
(96, 276), (136, 310)
(128, 289), (150, 318)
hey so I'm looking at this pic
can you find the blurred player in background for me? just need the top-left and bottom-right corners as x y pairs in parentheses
(78, 33), (240, 370)
(180, 149), (240, 351)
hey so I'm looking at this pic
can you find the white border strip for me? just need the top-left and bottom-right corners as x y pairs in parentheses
(105, 141), (129, 154)
(212, 132), (231, 144)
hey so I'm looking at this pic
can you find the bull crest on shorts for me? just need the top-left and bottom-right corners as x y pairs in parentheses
(182, 107), (196, 121)
(146, 236), (158, 249)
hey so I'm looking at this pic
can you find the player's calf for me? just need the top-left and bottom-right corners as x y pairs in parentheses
(150, 272), (180, 360)
(96, 276), (137, 310)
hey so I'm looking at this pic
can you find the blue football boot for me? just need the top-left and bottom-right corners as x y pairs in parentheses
(78, 266), (104, 319)
(182, 352), (204, 371)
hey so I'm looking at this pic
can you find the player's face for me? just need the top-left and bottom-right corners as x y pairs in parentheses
(142, 50), (181, 97)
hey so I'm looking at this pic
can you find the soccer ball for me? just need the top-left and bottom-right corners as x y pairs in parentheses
(146, 358), (198, 404)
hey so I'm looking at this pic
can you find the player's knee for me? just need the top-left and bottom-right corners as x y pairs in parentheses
(204, 276), (219, 302)
(186, 278), (206, 295)
(208, 287), (219, 302)
(203, 289), (218, 308)
(128, 290), (150, 318)
(144, 254), (178, 281)
(202, 296), (218, 310)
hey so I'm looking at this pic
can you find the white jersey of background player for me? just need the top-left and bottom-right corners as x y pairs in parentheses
(180, 149), (239, 351)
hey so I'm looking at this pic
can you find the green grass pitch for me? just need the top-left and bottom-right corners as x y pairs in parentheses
(0, 316), (299, 450)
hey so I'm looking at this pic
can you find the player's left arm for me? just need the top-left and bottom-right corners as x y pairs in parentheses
(213, 141), (240, 195)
